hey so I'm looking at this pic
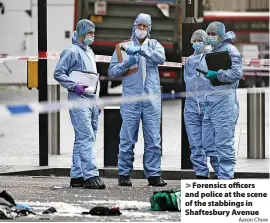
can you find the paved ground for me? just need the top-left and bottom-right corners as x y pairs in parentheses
(0, 86), (269, 175)
(0, 176), (181, 222)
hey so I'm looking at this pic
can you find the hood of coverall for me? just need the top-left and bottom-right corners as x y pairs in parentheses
(72, 31), (88, 51)
(131, 13), (152, 45)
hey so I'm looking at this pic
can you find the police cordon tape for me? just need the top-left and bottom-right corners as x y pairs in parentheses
(0, 51), (270, 67)
(0, 93), (157, 117)
(0, 87), (269, 117)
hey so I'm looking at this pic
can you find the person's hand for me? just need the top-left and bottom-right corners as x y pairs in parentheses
(126, 46), (141, 55)
(75, 84), (88, 95)
(205, 70), (218, 80)
(127, 55), (139, 66)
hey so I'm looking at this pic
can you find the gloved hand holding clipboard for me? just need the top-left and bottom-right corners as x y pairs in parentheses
(196, 51), (232, 86)
(69, 70), (99, 94)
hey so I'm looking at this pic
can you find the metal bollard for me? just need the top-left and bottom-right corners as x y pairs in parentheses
(180, 0), (197, 169)
(48, 84), (60, 155)
(104, 106), (122, 167)
(247, 88), (265, 159)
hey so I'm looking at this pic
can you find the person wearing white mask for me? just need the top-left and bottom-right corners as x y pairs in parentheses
(204, 22), (243, 179)
(108, 13), (167, 187)
(184, 29), (219, 179)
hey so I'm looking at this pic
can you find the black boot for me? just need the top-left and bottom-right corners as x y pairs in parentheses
(195, 175), (209, 179)
(84, 176), (106, 189)
(118, 175), (132, 186)
(70, 177), (85, 187)
(0, 190), (16, 206)
(148, 176), (167, 187)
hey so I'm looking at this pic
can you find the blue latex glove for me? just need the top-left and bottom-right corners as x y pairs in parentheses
(126, 46), (141, 55)
(16, 203), (32, 210)
(205, 70), (218, 80)
(75, 84), (88, 95)
(127, 55), (139, 66)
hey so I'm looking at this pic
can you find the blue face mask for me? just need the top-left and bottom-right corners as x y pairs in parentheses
(192, 42), (205, 53)
(83, 35), (94, 45)
(208, 36), (219, 47)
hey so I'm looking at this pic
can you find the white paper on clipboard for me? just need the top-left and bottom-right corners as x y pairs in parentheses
(118, 41), (138, 70)
(69, 70), (99, 94)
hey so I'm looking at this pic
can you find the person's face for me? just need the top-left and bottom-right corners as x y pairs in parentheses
(136, 23), (148, 31)
(192, 39), (205, 53)
(80, 30), (95, 45)
(193, 40), (203, 43)
(83, 31), (95, 39)
(207, 32), (222, 41)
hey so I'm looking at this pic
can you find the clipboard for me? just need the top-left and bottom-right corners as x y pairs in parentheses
(116, 40), (138, 77)
(69, 70), (99, 94)
(205, 51), (232, 86)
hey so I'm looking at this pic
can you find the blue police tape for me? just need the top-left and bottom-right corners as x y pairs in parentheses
(162, 92), (183, 99)
(1, 87), (269, 116)
(6, 104), (33, 114)
(0, 94), (158, 116)
(0, 93), (182, 116)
